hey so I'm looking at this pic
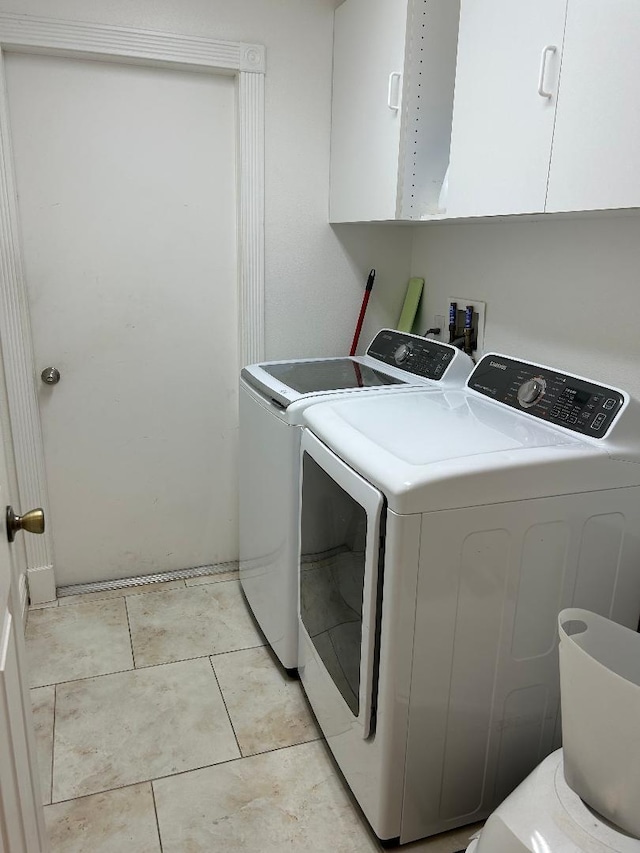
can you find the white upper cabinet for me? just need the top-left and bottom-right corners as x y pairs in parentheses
(546, 0), (640, 213)
(329, 0), (461, 223)
(330, 0), (408, 222)
(447, 0), (640, 218)
(447, 0), (568, 217)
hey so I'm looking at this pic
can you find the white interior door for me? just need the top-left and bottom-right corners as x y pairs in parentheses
(5, 52), (238, 587)
(0, 435), (48, 850)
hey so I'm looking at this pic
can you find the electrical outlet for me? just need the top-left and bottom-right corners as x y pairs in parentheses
(434, 315), (445, 340)
(445, 297), (486, 358)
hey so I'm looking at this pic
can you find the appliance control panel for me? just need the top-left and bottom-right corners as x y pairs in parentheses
(468, 355), (624, 438)
(367, 330), (454, 381)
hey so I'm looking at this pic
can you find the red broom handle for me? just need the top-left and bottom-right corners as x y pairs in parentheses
(349, 269), (376, 356)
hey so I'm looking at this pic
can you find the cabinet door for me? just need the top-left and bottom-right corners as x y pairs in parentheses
(546, 0), (640, 212)
(329, 0), (409, 222)
(447, 0), (567, 217)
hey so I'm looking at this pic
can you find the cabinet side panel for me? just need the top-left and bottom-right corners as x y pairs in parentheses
(329, 0), (408, 222)
(399, 0), (460, 219)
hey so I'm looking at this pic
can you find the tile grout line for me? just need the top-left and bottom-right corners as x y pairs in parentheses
(31, 640), (269, 690)
(49, 683), (57, 806)
(47, 739), (323, 807)
(137, 641), (267, 670)
(150, 781), (164, 853)
(207, 656), (243, 758)
(33, 663), (138, 691)
(123, 596), (137, 669)
(152, 736), (324, 783)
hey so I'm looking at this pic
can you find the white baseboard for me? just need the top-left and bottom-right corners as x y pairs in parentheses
(26, 565), (56, 605)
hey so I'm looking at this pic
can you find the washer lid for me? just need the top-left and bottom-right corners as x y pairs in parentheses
(242, 358), (406, 408)
(240, 330), (473, 409)
(301, 390), (630, 514)
(256, 358), (403, 394)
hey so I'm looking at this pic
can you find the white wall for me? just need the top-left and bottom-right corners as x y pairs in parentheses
(0, 0), (412, 361)
(412, 212), (640, 398)
(4, 2), (638, 389)
(330, 224), (413, 351)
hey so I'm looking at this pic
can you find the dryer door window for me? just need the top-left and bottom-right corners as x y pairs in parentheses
(299, 431), (384, 736)
(300, 453), (366, 716)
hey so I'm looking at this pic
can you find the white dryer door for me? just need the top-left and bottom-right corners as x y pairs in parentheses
(299, 429), (384, 738)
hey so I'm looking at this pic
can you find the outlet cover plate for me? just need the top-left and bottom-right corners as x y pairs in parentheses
(446, 297), (486, 358)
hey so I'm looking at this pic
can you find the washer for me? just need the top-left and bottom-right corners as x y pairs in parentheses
(297, 353), (640, 845)
(467, 749), (640, 853)
(239, 329), (473, 670)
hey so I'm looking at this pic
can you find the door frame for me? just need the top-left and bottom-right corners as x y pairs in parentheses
(0, 13), (266, 603)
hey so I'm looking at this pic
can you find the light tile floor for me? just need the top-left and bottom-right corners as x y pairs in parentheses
(27, 570), (480, 852)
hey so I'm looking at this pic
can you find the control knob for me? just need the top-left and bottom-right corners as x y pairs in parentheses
(517, 377), (546, 408)
(394, 342), (413, 365)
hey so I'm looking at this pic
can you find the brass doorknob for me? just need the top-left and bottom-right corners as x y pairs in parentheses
(6, 506), (45, 543)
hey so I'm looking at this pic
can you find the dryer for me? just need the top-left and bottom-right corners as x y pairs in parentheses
(239, 330), (473, 670)
(297, 353), (640, 845)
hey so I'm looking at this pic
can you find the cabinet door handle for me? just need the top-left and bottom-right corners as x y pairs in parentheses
(537, 45), (557, 98)
(387, 72), (402, 111)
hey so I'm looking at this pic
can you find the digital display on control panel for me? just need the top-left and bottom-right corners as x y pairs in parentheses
(367, 330), (454, 380)
(468, 355), (624, 438)
(567, 388), (591, 407)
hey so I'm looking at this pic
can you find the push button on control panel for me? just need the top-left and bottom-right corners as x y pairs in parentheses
(591, 413), (607, 431)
